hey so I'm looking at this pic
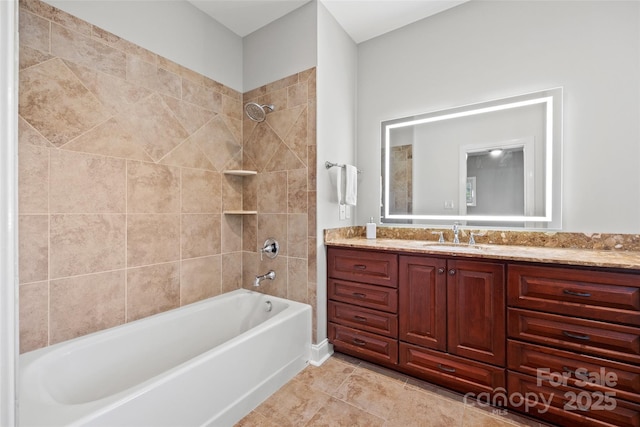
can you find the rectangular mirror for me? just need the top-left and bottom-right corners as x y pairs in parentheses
(381, 88), (562, 229)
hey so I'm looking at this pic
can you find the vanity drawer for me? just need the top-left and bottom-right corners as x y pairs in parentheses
(328, 301), (398, 338)
(328, 247), (398, 287)
(508, 308), (640, 364)
(508, 371), (640, 427)
(508, 340), (640, 403)
(508, 264), (640, 326)
(329, 323), (398, 365)
(328, 279), (398, 313)
(399, 342), (505, 396)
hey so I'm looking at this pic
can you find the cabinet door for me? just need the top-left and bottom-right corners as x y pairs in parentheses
(399, 256), (447, 351)
(447, 259), (505, 365)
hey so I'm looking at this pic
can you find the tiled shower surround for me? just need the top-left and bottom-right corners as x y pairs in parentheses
(17, 0), (317, 352)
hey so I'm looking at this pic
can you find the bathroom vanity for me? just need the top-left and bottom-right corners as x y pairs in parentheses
(326, 236), (640, 427)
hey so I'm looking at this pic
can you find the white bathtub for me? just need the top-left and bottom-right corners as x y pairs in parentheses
(19, 289), (312, 426)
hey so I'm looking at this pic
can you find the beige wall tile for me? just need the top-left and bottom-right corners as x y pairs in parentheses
(19, 116), (53, 148)
(127, 214), (180, 267)
(19, 45), (54, 70)
(182, 79), (221, 112)
(180, 255), (222, 305)
(242, 215), (257, 253)
(117, 93), (189, 162)
(308, 191), (317, 236)
(244, 124), (283, 172)
(257, 171), (287, 213)
(288, 168), (308, 213)
(159, 138), (214, 171)
(19, 58), (110, 147)
(19, 9), (50, 53)
(62, 116), (154, 162)
(191, 116), (241, 172)
(287, 257), (308, 303)
(221, 252), (243, 292)
(287, 82), (308, 109)
(127, 161), (180, 213)
(222, 174), (243, 212)
(18, 143), (49, 214)
(258, 214), (287, 256)
(65, 60), (151, 116)
(21, 0), (92, 36)
(222, 95), (241, 121)
(127, 262), (180, 321)
(242, 173), (257, 211)
(156, 68), (182, 99)
(181, 169), (222, 213)
(51, 23), (126, 79)
(284, 108), (308, 167)
(50, 214), (125, 278)
(50, 150), (126, 213)
(308, 236), (317, 283)
(181, 214), (221, 259)
(288, 213), (308, 258)
(221, 214), (242, 253)
(19, 215), (48, 284)
(49, 270), (125, 344)
(19, 281), (48, 353)
(308, 145), (317, 187)
(161, 95), (215, 134)
(265, 104), (304, 140)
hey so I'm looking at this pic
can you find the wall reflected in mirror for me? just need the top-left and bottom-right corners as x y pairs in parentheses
(381, 88), (562, 229)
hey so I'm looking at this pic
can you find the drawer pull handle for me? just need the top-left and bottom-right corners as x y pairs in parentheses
(448, 269), (456, 276)
(354, 264), (367, 270)
(437, 268), (445, 274)
(563, 289), (592, 298)
(562, 366), (576, 375)
(352, 338), (367, 346)
(438, 364), (456, 373)
(354, 315), (368, 322)
(352, 292), (367, 299)
(562, 331), (590, 341)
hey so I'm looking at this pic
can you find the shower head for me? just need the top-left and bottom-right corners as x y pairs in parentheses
(244, 102), (275, 122)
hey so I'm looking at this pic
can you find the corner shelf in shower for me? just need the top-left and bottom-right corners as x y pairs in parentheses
(223, 170), (257, 176)
(222, 170), (257, 215)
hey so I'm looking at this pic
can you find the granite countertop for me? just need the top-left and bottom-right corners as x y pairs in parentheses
(325, 237), (640, 271)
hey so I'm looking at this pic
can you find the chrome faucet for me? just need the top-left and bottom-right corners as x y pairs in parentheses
(254, 270), (275, 287)
(452, 223), (460, 244)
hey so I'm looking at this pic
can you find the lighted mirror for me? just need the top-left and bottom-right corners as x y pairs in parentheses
(381, 88), (563, 229)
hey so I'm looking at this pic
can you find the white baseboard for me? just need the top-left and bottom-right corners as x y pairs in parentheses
(309, 339), (333, 366)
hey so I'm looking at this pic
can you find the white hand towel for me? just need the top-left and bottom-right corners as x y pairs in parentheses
(345, 164), (358, 206)
(336, 166), (343, 205)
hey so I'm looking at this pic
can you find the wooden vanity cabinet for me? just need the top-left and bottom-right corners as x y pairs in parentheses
(327, 247), (399, 366)
(327, 244), (640, 426)
(397, 255), (506, 395)
(507, 263), (640, 427)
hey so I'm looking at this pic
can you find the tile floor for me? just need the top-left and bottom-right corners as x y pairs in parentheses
(236, 353), (551, 427)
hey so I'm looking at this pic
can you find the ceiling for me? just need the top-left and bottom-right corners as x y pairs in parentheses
(187, 0), (468, 44)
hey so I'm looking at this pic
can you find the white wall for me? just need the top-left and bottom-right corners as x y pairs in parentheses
(316, 1), (358, 342)
(243, 1), (317, 92)
(357, 0), (640, 233)
(43, 0), (243, 91)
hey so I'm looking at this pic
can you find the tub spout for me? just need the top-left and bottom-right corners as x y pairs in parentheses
(254, 270), (276, 287)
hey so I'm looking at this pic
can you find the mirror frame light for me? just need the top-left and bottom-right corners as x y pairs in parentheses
(381, 87), (563, 228)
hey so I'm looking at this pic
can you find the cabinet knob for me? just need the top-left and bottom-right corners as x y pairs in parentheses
(448, 269), (456, 276)
(437, 268), (445, 274)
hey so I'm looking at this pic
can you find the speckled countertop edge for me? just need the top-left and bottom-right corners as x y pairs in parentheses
(324, 227), (640, 270)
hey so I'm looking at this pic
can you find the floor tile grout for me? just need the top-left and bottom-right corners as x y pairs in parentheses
(237, 353), (550, 427)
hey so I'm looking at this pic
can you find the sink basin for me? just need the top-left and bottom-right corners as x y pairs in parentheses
(423, 242), (486, 250)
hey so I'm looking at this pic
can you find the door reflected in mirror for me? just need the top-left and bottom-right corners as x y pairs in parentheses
(381, 88), (562, 229)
